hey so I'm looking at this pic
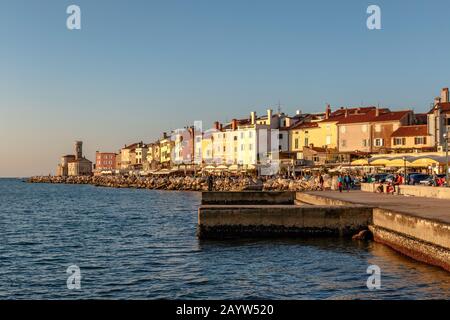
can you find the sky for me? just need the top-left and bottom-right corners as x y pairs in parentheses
(1, 0), (449, 177)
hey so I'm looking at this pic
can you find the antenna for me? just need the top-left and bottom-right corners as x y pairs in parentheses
(277, 100), (282, 114)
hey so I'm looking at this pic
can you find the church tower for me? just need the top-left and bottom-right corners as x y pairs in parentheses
(75, 141), (83, 160)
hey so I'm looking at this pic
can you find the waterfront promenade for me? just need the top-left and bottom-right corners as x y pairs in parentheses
(303, 190), (450, 224)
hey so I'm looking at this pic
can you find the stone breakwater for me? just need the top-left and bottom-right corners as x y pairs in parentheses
(27, 175), (332, 192)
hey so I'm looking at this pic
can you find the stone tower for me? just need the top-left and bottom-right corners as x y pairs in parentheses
(75, 141), (83, 160)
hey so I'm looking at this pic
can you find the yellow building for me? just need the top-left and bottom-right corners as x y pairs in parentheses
(159, 133), (174, 167)
(289, 106), (380, 159)
(201, 129), (214, 165)
(289, 113), (327, 157)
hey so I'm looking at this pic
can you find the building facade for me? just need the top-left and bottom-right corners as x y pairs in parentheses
(95, 152), (117, 173)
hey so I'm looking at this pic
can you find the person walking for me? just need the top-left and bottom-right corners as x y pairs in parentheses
(337, 174), (343, 193)
(344, 174), (351, 192)
(207, 175), (214, 191)
(319, 173), (324, 191)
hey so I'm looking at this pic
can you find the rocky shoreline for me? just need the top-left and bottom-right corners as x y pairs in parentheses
(27, 175), (333, 192)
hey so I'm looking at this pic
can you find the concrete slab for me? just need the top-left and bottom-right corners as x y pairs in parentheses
(303, 191), (450, 225)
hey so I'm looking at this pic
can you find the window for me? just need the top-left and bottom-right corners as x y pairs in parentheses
(240, 132), (244, 139)
(279, 133), (283, 139)
(374, 138), (384, 147)
(394, 138), (405, 146)
(362, 139), (368, 147)
(313, 156), (320, 162)
(234, 136), (237, 141)
(279, 145), (282, 151)
(241, 144), (244, 151)
(415, 137), (427, 145)
(249, 144), (253, 151)
(294, 138), (299, 149)
(304, 138), (309, 146)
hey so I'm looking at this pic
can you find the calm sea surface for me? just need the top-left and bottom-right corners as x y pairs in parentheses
(0, 178), (449, 299)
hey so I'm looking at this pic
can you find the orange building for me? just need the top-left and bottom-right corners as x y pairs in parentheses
(95, 152), (117, 173)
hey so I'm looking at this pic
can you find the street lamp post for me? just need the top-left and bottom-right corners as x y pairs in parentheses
(444, 132), (449, 187)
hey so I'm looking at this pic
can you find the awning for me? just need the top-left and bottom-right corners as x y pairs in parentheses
(215, 165), (229, 171)
(350, 159), (369, 166)
(369, 158), (389, 166)
(411, 156), (448, 167)
(385, 158), (414, 167)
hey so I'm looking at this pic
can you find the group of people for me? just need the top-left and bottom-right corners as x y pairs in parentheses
(336, 174), (354, 192)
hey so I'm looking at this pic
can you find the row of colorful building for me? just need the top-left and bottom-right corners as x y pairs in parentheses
(56, 87), (450, 176)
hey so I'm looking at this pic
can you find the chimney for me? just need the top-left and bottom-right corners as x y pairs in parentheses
(441, 88), (449, 103)
(250, 111), (256, 125)
(434, 97), (442, 106)
(231, 119), (238, 131)
(213, 121), (220, 130)
(163, 132), (167, 139)
(375, 107), (380, 117)
(296, 110), (301, 115)
(325, 104), (331, 119)
(267, 109), (273, 125)
(344, 108), (348, 118)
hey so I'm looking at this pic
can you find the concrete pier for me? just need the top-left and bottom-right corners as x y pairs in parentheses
(198, 190), (450, 272)
(299, 191), (450, 272)
(201, 191), (295, 205)
(198, 204), (372, 239)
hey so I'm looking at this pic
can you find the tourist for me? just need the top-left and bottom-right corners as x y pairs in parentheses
(207, 175), (214, 191)
(393, 174), (400, 193)
(376, 184), (384, 193)
(337, 175), (343, 193)
(362, 173), (368, 183)
(319, 173), (324, 191)
(386, 182), (395, 194)
(344, 174), (351, 192)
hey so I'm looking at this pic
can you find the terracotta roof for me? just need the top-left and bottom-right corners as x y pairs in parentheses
(391, 125), (429, 137)
(374, 110), (411, 122)
(122, 143), (140, 150)
(307, 146), (327, 153)
(289, 121), (319, 130)
(336, 109), (411, 125)
(428, 102), (450, 114)
(321, 107), (377, 123)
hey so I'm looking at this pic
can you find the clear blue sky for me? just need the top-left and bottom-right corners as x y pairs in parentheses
(1, 0), (449, 177)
